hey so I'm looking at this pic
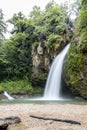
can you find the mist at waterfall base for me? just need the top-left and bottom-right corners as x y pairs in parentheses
(3, 44), (74, 102)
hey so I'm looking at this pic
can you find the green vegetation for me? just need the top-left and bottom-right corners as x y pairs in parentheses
(2, 0), (87, 99)
(64, 0), (87, 99)
(0, 85), (4, 92)
(0, 9), (6, 40)
(0, 79), (44, 95)
(0, 1), (73, 98)
(0, 80), (33, 93)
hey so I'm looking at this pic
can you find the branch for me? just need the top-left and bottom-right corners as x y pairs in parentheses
(30, 115), (81, 125)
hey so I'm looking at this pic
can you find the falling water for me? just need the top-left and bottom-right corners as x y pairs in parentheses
(4, 91), (14, 100)
(2, 44), (70, 102)
(43, 44), (70, 100)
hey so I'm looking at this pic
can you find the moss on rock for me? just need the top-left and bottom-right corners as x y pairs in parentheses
(63, 0), (87, 99)
(64, 38), (87, 99)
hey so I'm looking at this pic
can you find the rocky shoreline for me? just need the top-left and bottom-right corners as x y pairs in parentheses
(0, 103), (87, 130)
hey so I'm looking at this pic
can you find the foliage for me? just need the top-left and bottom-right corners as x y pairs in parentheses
(81, 0), (87, 6)
(0, 1), (73, 95)
(31, 2), (72, 53)
(0, 85), (4, 92)
(0, 40), (15, 80)
(30, 6), (41, 18)
(0, 9), (6, 40)
(76, 10), (87, 33)
(64, 0), (87, 99)
(68, 0), (81, 17)
(65, 43), (83, 82)
(0, 33), (31, 79)
(0, 79), (44, 95)
(0, 79), (33, 93)
(79, 32), (87, 53)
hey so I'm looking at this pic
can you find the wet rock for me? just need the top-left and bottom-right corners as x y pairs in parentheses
(0, 116), (21, 130)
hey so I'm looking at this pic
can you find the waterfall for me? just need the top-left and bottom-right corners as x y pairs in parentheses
(4, 91), (14, 100)
(43, 44), (70, 100)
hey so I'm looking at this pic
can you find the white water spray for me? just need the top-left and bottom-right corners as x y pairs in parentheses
(4, 91), (14, 100)
(43, 44), (70, 100)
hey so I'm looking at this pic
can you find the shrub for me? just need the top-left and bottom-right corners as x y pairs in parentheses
(0, 80), (33, 93)
(0, 85), (4, 92)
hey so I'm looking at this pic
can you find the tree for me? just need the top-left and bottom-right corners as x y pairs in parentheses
(0, 33), (29, 79)
(30, 6), (41, 18)
(0, 40), (15, 80)
(0, 9), (6, 40)
(64, 0), (87, 99)
(68, 0), (81, 19)
(0, 2), (72, 81)
(7, 12), (35, 79)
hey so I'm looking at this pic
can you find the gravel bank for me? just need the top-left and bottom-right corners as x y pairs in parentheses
(0, 103), (87, 130)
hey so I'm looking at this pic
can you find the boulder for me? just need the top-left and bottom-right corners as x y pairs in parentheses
(0, 116), (21, 130)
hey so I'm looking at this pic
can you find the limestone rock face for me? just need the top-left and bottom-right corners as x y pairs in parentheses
(33, 55), (40, 67)
(31, 40), (71, 87)
(32, 43), (49, 67)
(31, 39), (70, 86)
(32, 42), (68, 71)
(44, 57), (50, 69)
(31, 43), (49, 86)
(37, 44), (43, 55)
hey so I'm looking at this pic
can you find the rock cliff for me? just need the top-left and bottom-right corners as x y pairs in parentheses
(64, 0), (87, 99)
